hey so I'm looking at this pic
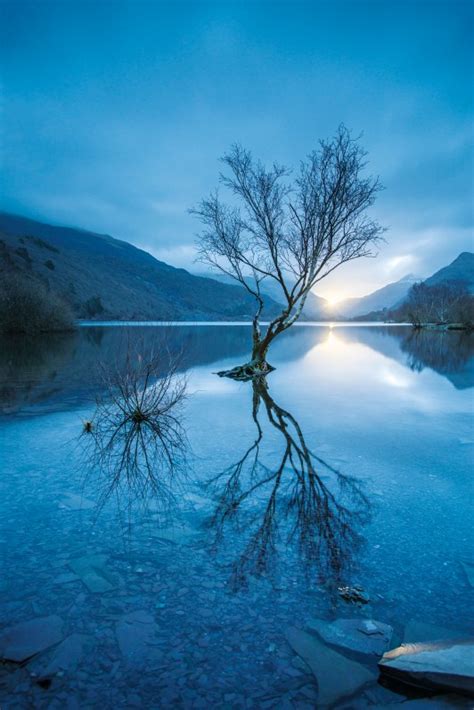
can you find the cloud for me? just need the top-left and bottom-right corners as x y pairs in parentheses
(1, 0), (472, 299)
(383, 254), (419, 277)
(147, 244), (198, 270)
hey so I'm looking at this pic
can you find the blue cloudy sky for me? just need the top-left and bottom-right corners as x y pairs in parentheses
(1, 0), (472, 300)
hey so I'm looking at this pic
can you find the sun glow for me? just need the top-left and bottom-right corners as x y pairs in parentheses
(324, 294), (343, 307)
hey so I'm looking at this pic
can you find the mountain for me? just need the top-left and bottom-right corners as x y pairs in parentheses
(351, 252), (474, 321)
(0, 213), (282, 321)
(195, 270), (330, 320)
(424, 252), (474, 292)
(332, 274), (421, 319)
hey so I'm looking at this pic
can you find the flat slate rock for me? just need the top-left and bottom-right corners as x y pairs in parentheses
(460, 561), (474, 589)
(59, 493), (96, 511)
(307, 617), (393, 656)
(69, 554), (117, 593)
(0, 615), (64, 663)
(151, 523), (200, 545)
(28, 633), (92, 678)
(404, 621), (465, 644)
(116, 610), (160, 662)
(285, 626), (375, 706)
(52, 572), (80, 585)
(379, 639), (474, 696)
(371, 695), (472, 708)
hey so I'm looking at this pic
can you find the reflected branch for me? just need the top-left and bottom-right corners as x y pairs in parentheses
(83, 339), (189, 515)
(207, 377), (370, 588)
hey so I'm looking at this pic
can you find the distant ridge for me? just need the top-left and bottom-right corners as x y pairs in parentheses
(424, 252), (474, 292)
(2, 212), (472, 324)
(350, 252), (474, 321)
(195, 270), (330, 320)
(331, 274), (421, 319)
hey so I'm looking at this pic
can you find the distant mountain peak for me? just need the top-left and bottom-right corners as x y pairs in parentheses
(424, 251), (474, 292)
(399, 273), (422, 282)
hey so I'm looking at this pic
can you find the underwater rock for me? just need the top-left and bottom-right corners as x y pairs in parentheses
(460, 561), (474, 589)
(0, 615), (64, 663)
(69, 554), (117, 593)
(52, 572), (80, 585)
(116, 610), (159, 661)
(28, 633), (92, 679)
(307, 617), (393, 656)
(379, 639), (474, 696)
(371, 695), (472, 708)
(151, 523), (200, 545)
(59, 493), (96, 511)
(337, 585), (369, 604)
(285, 626), (375, 706)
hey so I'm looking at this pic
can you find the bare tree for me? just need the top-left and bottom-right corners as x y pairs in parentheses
(394, 281), (473, 329)
(192, 125), (384, 377)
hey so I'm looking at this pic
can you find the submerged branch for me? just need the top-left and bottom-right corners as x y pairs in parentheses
(82, 339), (189, 515)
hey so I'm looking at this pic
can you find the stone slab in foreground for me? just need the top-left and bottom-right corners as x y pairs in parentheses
(379, 639), (474, 697)
(286, 626), (375, 706)
(0, 615), (64, 663)
(307, 617), (393, 656)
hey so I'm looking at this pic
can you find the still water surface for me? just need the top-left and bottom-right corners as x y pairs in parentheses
(0, 324), (473, 707)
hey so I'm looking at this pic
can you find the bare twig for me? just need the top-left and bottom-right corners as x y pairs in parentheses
(83, 338), (189, 515)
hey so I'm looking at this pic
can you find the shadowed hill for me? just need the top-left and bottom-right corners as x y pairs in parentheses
(424, 252), (474, 292)
(0, 213), (282, 322)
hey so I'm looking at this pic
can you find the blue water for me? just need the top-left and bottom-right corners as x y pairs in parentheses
(0, 324), (473, 707)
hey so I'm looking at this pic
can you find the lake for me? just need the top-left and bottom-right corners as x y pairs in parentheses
(0, 324), (473, 707)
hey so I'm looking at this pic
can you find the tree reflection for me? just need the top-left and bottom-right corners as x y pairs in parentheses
(401, 329), (474, 384)
(0, 332), (77, 414)
(83, 341), (188, 516)
(207, 377), (370, 588)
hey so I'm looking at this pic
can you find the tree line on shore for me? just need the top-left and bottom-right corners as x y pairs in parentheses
(1, 270), (473, 336)
(390, 281), (473, 330)
(0, 272), (75, 335)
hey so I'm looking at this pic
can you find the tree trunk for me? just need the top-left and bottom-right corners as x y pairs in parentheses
(216, 331), (275, 381)
(251, 339), (269, 366)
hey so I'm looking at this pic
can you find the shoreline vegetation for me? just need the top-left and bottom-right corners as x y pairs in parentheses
(0, 250), (472, 336)
(71, 319), (472, 331)
(0, 214), (472, 334)
(379, 281), (474, 332)
(412, 322), (474, 332)
(0, 273), (75, 335)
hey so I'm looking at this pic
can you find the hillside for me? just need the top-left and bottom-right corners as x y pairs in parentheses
(0, 213), (282, 321)
(424, 252), (474, 292)
(353, 252), (474, 321)
(195, 270), (330, 320)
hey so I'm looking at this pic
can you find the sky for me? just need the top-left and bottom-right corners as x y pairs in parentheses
(1, 0), (473, 301)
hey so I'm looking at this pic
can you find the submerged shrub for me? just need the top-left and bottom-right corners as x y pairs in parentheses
(84, 340), (188, 512)
(0, 272), (75, 334)
(84, 295), (105, 317)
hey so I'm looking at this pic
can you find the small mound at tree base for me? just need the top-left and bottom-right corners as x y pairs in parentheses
(216, 361), (275, 381)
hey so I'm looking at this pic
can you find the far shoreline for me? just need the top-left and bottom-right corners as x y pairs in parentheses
(76, 320), (413, 328)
